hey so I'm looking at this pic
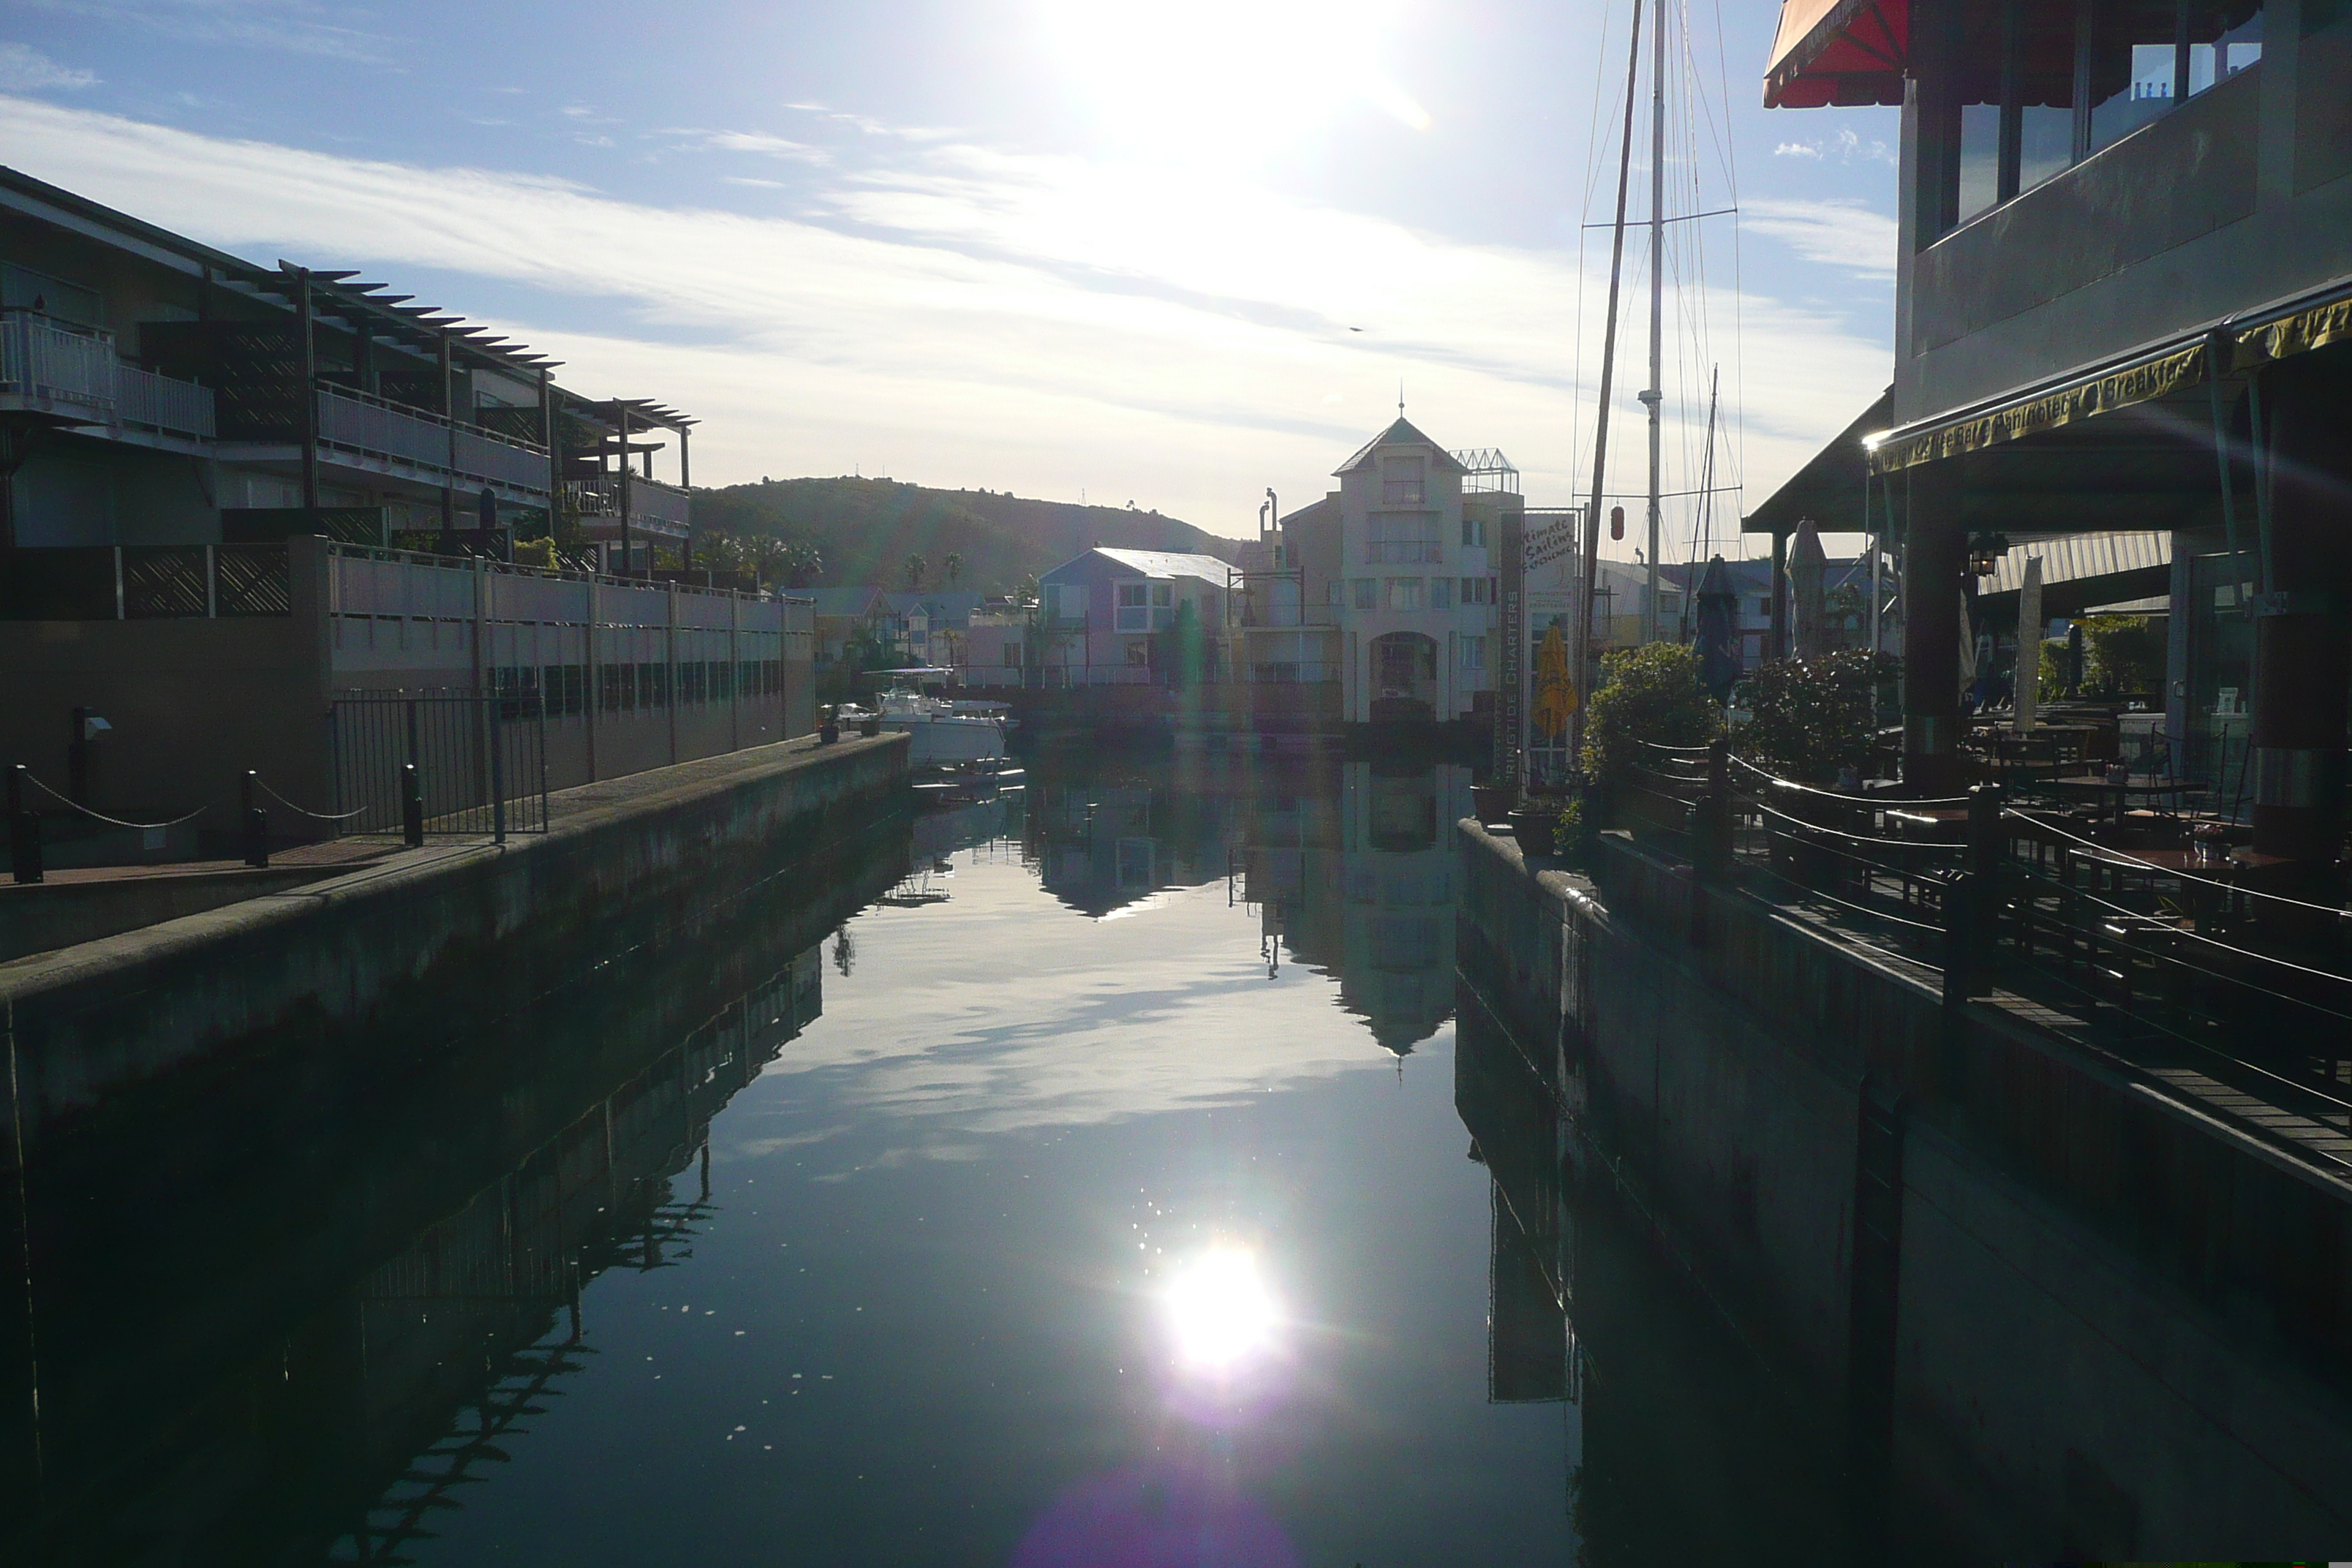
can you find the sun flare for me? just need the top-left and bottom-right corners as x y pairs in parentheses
(1036, 0), (1426, 157)
(1162, 1247), (1283, 1368)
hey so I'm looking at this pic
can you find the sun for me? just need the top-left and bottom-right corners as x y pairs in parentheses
(1034, 0), (1427, 160)
(1161, 1246), (1283, 1368)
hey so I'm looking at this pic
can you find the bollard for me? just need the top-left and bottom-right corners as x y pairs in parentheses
(489, 709), (508, 845)
(1967, 782), (2004, 981)
(402, 763), (425, 847)
(1941, 875), (1972, 1009)
(7, 764), (40, 886)
(240, 770), (270, 868)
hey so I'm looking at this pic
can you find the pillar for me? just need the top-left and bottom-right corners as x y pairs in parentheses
(2250, 355), (2351, 868)
(1901, 468), (1965, 796)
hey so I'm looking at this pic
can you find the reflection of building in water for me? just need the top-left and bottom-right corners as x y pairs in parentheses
(0, 943), (827, 1567)
(1027, 767), (1243, 918)
(1331, 761), (1469, 1055)
(1453, 981), (1575, 1407)
(331, 946), (830, 1561)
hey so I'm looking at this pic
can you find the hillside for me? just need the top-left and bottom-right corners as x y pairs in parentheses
(691, 478), (1242, 592)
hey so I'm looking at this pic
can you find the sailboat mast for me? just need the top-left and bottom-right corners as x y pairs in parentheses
(1641, 0), (1667, 645)
(1575, 0), (1646, 758)
(1686, 366), (1718, 644)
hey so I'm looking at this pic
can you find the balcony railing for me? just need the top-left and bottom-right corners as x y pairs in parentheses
(116, 363), (217, 439)
(567, 477), (691, 538)
(314, 385), (550, 495)
(0, 310), (216, 440)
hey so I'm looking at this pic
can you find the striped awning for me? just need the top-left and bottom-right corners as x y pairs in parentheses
(1865, 272), (2352, 474)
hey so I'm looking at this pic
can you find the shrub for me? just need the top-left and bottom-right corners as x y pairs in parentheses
(512, 536), (559, 571)
(1580, 642), (1720, 783)
(1730, 649), (1894, 785)
(2080, 614), (2161, 696)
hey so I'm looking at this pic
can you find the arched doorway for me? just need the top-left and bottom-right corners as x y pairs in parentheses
(1369, 631), (1438, 722)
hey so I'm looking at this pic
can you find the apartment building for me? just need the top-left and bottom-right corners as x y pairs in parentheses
(0, 170), (813, 837)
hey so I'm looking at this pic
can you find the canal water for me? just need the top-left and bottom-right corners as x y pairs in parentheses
(5, 749), (1863, 1566)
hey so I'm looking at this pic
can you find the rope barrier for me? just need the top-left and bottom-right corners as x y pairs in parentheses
(1746, 859), (1950, 937)
(251, 775), (370, 822)
(1729, 755), (1972, 809)
(1754, 799), (1967, 857)
(2008, 807), (2352, 921)
(17, 769), (206, 831)
(2010, 861), (2352, 993)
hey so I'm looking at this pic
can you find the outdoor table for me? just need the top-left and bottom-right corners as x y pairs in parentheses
(2051, 774), (2192, 826)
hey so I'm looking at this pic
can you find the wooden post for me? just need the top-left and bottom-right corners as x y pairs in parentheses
(617, 404), (634, 578)
(1769, 527), (1789, 661)
(439, 332), (456, 538)
(295, 268), (319, 516)
(679, 423), (693, 571)
(540, 368), (559, 546)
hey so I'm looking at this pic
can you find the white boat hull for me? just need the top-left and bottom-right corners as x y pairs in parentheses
(883, 714), (1006, 766)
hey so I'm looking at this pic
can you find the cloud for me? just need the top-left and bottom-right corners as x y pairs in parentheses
(1771, 127), (1895, 165)
(0, 92), (1891, 535)
(0, 42), (95, 89)
(23, 0), (398, 64)
(1743, 197), (1899, 279)
(673, 128), (832, 165)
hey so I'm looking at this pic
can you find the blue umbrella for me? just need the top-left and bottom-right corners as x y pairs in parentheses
(1695, 554), (1739, 700)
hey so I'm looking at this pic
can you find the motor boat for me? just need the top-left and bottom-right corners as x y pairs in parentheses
(872, 683), (1008, 766)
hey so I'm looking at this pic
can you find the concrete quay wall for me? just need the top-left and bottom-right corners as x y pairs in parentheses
(0, 732), (908, 1169)
(1457, 821), (2352, 1558)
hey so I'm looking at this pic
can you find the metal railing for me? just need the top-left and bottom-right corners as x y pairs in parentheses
(331, 690), (549, 841)
(315, 385), (549, 494)
(566, 477), (690, 532)
(114, 361), (216, 438)
(0, 310), (215, 437)
(0, 309), (116, 411)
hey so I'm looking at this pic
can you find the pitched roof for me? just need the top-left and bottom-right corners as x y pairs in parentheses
(1045, 547), (1232, 584)
(1333, 417), (1470, 477)
(807, 587), (889, 617)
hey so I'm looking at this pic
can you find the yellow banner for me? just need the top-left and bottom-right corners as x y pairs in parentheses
(1866, 342), (2208, 474)
(2236, 294), (2352, 365)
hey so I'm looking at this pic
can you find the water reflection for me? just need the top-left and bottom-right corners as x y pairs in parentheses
(7, 749), (1602, 1565)
(1030, 753), (1471, 1056)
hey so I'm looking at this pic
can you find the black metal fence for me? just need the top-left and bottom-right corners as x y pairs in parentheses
(332, 690), (548, 840)
(0, 544), (292, 619)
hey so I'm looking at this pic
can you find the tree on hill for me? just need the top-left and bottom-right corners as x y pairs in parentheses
(687, 476), (1238, 592)
(904, 553), (927, 592)
(943, 551), (964, 587)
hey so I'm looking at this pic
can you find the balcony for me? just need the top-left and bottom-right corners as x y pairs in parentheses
(0, 309), (216, 442)
(568, 477), (690, 540)
(314, 386), (550, 498)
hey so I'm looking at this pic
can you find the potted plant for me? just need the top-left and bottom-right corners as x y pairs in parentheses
(1508, 799), (1557, 857)
(1471, 783), (1516, 825)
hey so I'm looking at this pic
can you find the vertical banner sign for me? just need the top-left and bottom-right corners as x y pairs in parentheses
(1498, 588), (1523, 783)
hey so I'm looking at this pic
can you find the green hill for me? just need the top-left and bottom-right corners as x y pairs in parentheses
(690, 478), (1241, 592)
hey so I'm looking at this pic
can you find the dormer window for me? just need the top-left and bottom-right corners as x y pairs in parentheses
(1382, 456), (1425, 505)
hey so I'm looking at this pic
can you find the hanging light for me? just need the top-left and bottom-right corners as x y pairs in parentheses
(1967, 532), (2010, 577)
(1610, 505), (1625, 542)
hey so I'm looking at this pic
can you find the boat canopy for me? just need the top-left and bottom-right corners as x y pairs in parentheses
(1763, 0), (1908, 108)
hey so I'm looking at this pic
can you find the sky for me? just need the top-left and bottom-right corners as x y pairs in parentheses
(1, 0), (1904, 557)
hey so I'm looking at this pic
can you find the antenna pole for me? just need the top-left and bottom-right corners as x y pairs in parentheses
(1575, 0), (1646, 762)
(1641, 0), (1667, 645)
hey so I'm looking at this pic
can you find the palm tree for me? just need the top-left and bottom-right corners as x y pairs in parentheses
(904, 552), (927, 592)
(782, 540), (823, 588)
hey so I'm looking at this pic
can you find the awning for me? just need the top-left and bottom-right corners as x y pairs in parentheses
(1864, 271), (2352, 474)
(1743, 386), (1891, 534)
(1764, 0), (1908, 109)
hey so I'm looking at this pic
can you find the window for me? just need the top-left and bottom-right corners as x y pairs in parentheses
(1003, 641), (1023, 666)
(1382, 455), (1425, 505)
(1353, 578), (1377, 611)
(1757, 598), (1774, 617)
(1461, 636), (1486, 671)
(1461, 516), (1486, 549)
(1329, 580), (1343, 606)
(1151, 582), (1175, 630)
(1938, 0), (2263, 237)
(1428, 576), (1454, 611)
(1116, 581), (1151, 633)
(1385, 578), (1423, 612)
(1125, 640), (1150, 666)
(1460, 576), (1495, 606)
(1366, 512), (1441, 565)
